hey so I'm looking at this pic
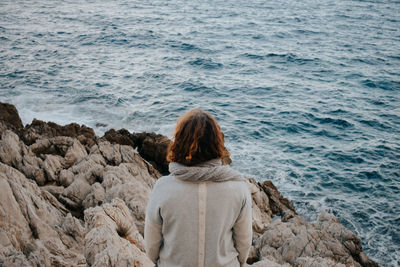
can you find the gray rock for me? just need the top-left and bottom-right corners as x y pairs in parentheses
(84, 199), (153, 267)
(0, 103), (379, 267)
(83, 183), (106, 209)
(42, 154), (64, 182)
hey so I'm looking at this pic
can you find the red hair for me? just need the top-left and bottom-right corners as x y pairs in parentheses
(167, 109), (226, 165)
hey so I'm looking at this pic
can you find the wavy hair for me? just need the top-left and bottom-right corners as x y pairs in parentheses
(167, 109), (226, 165)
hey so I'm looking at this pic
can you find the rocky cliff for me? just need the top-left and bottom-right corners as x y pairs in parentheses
(0, 102), (378, 267)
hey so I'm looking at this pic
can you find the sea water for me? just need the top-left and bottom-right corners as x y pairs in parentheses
(1, 0), (399, 265)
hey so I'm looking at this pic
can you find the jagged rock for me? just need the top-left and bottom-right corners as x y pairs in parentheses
(0, 130), (23, 168)
(103, 129), (172, 174)
(0, 103), (379, 267)
(0, 130), (46, 185)
(96, 141), (122, 166)
(64, 140), (88, 167)
(0, 103), (23, 134)
(248, 179), (273, 233)
(83, 183), (106, 209)
(20, 154), (46, 185)
(253, 214), (374, 266)
(259, 180), (297, 217)
(84, 198), (152, 267)
(61, 178), (92, 210)
(41, 185), (64, 199)
(21, 119), (97, 149)
(42, 154), (65, 182)
(250, 259), (290, 267)
(318, 212), (379, 267)
(102, 128), (136, 147)
(131, 132), (171, 174)
(295, 257), (346, 267)
(0, 163), (85, 266)
(102, 163), (155, 235)
(69, 153), (107, 175)
(59, 169), (74, 187)
(29, 136), (81, 159)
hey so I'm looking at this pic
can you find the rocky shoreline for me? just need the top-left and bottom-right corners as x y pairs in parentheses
(0, 102), (378, 266)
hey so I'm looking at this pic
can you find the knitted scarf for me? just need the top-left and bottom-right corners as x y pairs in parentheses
(169, 158), (246, 183)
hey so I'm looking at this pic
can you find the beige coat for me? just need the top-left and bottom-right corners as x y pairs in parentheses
(144, 160), (252, 267)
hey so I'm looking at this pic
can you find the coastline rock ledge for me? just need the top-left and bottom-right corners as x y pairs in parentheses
(0, 102), (379, 267)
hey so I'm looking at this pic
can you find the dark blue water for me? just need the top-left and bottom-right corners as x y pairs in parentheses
(1, 0), (399, 265)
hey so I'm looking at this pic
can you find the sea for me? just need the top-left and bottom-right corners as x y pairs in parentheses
(1, 0), (399, 265)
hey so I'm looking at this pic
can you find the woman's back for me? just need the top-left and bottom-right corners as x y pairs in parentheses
(144, 109), (252, 267)
(145, 171), (252, 267)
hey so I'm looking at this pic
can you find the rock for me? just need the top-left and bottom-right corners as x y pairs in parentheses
(0, 163), (85, 266)
(102, 128), (136, 147)
(102, 163), (154, 235)
(295, 256), (346, 267)
(0, 103), (379, 267)
(82, 183), (106, 209)
(64, 140), (88, 167)
(42, 154), (64, 182)
(131, 132), (171, 174)
(84, 198), (153, 267)
(60, 178), (92, 211)
(20, 154), (46, 185)
(59, 169), (74, 187)
(248, 179), (273, 233)
(317, 211), (379, 267)
(0, 102), (24, 134)
(252, 214), (376, 266)
(250, 259), (290, 267)
(69, 153), (106, 175)
(41, 185), (64, 199)
(97, 141), (122, 165)
(21, 119), (97, 148)
(0, 130), (46, 185)
(0, 252), (32, 267)
(260, 180), (297, 217)
(0, 130), (23, 167)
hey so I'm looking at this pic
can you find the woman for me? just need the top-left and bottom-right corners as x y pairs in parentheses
(144, 109), (252, 267)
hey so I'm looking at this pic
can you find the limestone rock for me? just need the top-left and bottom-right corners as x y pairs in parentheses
(250, 259), (290, 267)
(41, 185), (64, 199)
(0, 103), (379, 267)
(84, 198), (153, 267)
(103, 129), (231, 175)
(21, 118), (97, 148)
(132, 132), (171, 174)
(0, 163), (85, 266)
(97, 141), (122, 166)
(252, 214), (376, 266)
(295, 256), (346, 267)
(259, 180), (297, 217)
(83, 183), (106, 209)
(59, 169), (74, 187)
(0, 102), (23, 134)
(0, 130), (23, 167)
(248, 179), (273, 233)
(102, 163), (154, 235)
(102, 128), (136, 147)
(42, 154), (65, 182)
(0, 130), (46, 185)
(61, 178), (92, 210)
(64, 140), (88, 167)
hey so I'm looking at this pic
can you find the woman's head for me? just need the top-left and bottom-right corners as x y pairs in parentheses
(167, 108), (226, 165)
